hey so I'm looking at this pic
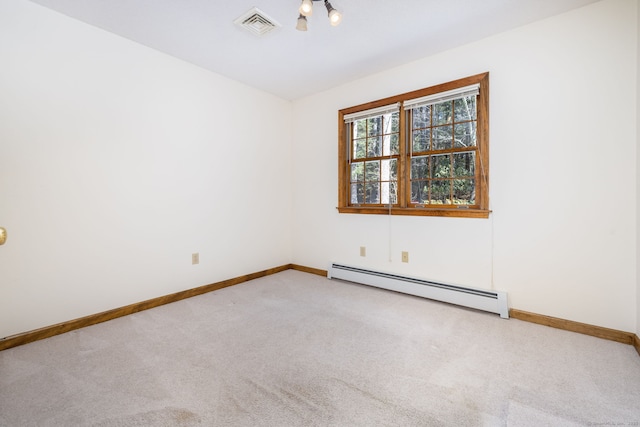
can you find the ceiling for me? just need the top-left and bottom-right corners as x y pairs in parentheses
(28, 0), (599, 100)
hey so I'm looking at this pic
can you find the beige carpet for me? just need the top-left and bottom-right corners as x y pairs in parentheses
(1, 270), (639, 426)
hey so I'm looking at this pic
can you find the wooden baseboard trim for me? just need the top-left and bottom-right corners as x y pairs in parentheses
(0, 264), (292, 352)
(5, 266), (637, 358)
(509, 309), (635, 345)
(289, 264), (328, 277)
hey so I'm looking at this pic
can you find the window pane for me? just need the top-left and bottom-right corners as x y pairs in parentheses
(381, 159), (397, 181)
(454, 122), (476, 148)
(453, 179), (475, 205)
(413, 106), (431, 129)
(433, 101), (452, 126)
(365, 161), (380, 182)
(454, 96), (477, 122)
(384, 112), (399, 133)
(433, 125), (453, 150)
(381, 181), (398, 204)
(383, 134), (400, 156)
(353, 138), (366, 159)
(453, 152), (475, 177)
(367, 136), (382, 157)
(368, 117), (382, 137)
(351, 163), (364, 182)
(430, 154), (451, 178)
(411, 156), (428, 180)
(350, 183), (364, 204)
(412, 129), (430, 152)
(429, 180), (451, 204)
(411, 181), (428, 204)
(391, 181), (398, 203)
(353, 119), (367, 139)
(365, 183), (380, 204)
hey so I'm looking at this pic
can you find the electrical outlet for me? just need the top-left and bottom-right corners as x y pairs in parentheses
(401, 251), (409, 263)
(192, 253), (199, 265)
(360, 246), (366, 257)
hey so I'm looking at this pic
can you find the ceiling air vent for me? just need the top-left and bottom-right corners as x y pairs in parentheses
(234, 7), (281, 37)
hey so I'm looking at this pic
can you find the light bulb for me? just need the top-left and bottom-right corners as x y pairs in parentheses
(299, 0), (313, 17)
(296, 15), (308, 31)
(328, 9), (342, 26)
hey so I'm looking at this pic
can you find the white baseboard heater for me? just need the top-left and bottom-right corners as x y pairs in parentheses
(328, 263), (509, 319)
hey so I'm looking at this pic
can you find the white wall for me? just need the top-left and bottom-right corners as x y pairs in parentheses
(0, 1), (292, 338)
(1, 0), (637, 339)
(292, 0), (638, 332)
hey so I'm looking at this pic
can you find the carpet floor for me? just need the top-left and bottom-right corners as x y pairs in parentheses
(1, 270), (639, 426)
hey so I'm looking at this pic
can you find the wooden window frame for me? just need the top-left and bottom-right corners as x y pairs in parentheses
(338, 72), (490, 218)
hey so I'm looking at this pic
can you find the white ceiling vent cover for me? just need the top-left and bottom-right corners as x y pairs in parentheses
(234, 7), (281, 37)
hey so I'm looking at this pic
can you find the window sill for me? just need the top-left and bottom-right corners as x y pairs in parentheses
(337, 206), (490, 218)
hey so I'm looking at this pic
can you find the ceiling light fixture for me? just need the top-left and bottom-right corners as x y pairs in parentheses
(296, 0), (342, 31)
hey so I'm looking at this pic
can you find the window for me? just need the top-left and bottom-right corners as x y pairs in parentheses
(338, 73), (489, 218)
